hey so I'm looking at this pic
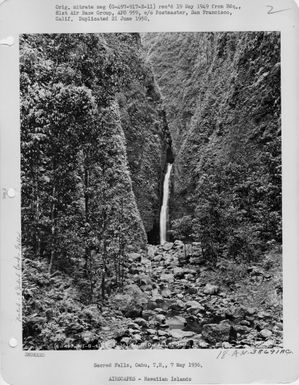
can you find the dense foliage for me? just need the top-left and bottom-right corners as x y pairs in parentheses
(144, 32), (281, 262)
(21, 33), (169, 348)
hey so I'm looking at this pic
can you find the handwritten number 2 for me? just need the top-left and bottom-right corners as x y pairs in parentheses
(267, 5), (291, 14)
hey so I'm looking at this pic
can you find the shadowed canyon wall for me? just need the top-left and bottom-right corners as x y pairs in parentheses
(117, 44), (173, 243)
(144, 32), (281, 260)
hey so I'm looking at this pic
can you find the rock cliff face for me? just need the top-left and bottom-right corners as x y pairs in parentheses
(144, 32), (281, 260)
(20, 33), (173, 261)
(117, 45), (173, 243)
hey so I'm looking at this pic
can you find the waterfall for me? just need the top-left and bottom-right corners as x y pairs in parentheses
(160, 163), (173, 244)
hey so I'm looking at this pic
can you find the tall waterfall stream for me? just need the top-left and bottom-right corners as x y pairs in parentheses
(160, 163), (173, 244)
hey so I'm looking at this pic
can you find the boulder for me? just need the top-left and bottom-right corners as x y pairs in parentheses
(152, 314), (166, 324)
(138, 273), (152, 286)
(185, 316), (203, 333)
(147, 296), (170, 310)
(133, 334), (142, 343)
(161, 287), (172, 298)
(151, 289), (164, 302)
(128, 252), (142, 262)
(154, 307), (166, 314)
(202, 321), (232, 344)
(234, 325), (251, 334)
(112, 293), (142, 318)
(113, 328), (128, 339)
(112, 284), (147, 318)
(152, 336), (160, 342)
(173, 267), (185, 278)
(185, 284), (198, 295)
(81, 305), (106, 325)
(173, 240), (184, 248)
(160, 273), (174, 283)
(197, 340), (210, 348)
(240, 320), (251, 327)
(163, 242), (174, 251)
(222, 341), (232, 349)
(157, 330), (168, 337)
(245, 307), (256, 315)
(186, 300), (204, 311)
(169, 329), (195, 339)
(260, 329), (272, 339)
(125, 284), (144, 296)
(151, 295), (170, 309)
(142, 309), (156, 320)
(257, 311), (272, 319)
(174, 267), (197, 279)
(100, 339), (117, 349)
(127, 322), (140, 330)
(170, 257), (179, 267)
(134, 318), (148, 328)
(121, 337), (131, 345)
(168, 299), (185, 313)
(164, 256), (178, 267)
(203, 283), (220, 295)
(173, 246), (186, 262)
(166, 316), (186, 329)
(147, 245), (156, 259)
(141, 257), (152, 273)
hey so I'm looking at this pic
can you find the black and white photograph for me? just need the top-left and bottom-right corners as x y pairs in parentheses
(20, 32), (282, 351)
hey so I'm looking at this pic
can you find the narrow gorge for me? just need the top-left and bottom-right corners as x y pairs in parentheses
(21, 32), (282, 350)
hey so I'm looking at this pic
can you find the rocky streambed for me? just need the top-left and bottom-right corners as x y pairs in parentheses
(97, 241), (283, 350)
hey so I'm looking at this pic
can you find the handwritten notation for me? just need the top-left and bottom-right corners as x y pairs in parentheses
(267, 5), (291, 14)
